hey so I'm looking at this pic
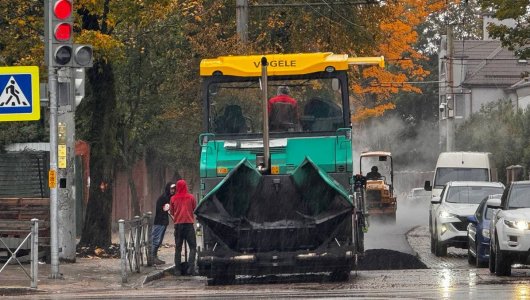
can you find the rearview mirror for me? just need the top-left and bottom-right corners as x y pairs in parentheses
(430, 196), (441, 204)
(486, 198), (501, 209)
(424, 181), (432, 191)
(467, 215), (478, 224)
(486, 199), (501, 209)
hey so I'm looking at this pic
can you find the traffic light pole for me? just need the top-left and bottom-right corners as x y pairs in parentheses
(45, 0), (91, 273)
(57, 69), (77, 261)
(46, 0), (61, 279)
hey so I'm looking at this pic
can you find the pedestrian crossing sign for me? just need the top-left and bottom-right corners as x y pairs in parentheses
(0, 66), (40, 121)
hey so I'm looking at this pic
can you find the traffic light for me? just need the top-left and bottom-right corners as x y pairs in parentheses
(51, 0), (73, 67)
(44, 0), (73, 67)
(45, 0), (93, 68)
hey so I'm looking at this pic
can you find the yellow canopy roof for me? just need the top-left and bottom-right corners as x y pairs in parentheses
(200, 52), (384, 77)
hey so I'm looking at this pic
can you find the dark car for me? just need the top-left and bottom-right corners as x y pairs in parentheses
(466, 194), (502, 267)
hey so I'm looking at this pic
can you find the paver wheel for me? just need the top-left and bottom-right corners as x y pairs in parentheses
(330, 270), (350, 282)
(494, 239), (511, 276)
(206, 266), (236, 286)
(207, 273), (236, 286)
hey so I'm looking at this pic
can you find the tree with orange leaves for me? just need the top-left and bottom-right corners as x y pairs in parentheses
(179, 0), (446, 122)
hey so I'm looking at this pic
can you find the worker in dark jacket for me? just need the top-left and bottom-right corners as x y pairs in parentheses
(366, 166), (382, 180)
(152, 182), (175, 265)
(170, 179), (197, 276)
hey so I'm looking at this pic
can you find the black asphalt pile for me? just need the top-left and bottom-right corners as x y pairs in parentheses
(357, 249), (428, 270)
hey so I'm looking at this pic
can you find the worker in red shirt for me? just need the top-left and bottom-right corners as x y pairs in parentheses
(170, 179), (197, 276)
(267, 85), (297, 113)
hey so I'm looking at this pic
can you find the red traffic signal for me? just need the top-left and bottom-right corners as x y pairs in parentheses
(54, 23), (72, 41)
(52, 0), (73, 43)
(53, 0), (72, 20)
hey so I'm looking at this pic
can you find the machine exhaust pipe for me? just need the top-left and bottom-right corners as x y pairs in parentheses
(260, 56), (270, 173)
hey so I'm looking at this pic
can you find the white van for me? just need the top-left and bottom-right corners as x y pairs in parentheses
(424, 152), (498, 199)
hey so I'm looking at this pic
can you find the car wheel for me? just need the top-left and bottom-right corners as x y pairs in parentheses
(494, 238), (511, 276)
(430, 233), (435, 254)
(434, 229), (447, 257)
(475, 241), (487, 268)
(488, 241), (495, 273)
(467, 241), (475, 265)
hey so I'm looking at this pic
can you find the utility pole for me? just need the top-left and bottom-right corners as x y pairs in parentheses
(446, 24), (454, 152)
(236, 0), (249, 43)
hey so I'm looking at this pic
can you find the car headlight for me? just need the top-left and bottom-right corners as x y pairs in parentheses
(439, 210), (457, 219)
(482, 228), (490, 239)
(504, 219), (529, 230)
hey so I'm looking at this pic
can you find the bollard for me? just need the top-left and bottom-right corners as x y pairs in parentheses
(31, 219), (39, 289)
(118, 219), (127, 284)
(134, 216), (141, 273)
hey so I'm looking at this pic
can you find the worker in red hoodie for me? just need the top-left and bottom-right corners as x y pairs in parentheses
(170, 179), (197, 276)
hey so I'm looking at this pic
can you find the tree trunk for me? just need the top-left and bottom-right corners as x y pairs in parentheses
(79, 60), (117, 247)
(127, 165), (141, 217)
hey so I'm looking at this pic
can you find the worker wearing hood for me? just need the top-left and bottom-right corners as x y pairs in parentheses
(170, 179), (197, 276)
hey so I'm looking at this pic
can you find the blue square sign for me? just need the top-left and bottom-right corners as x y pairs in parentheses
(0, 66), (40, 121)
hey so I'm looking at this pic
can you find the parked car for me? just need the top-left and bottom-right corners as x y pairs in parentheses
(467, 194), (502, 267)
(430, 181), (505, 257)
(406, 188), (430, 202)
(489, 181), (530, 276)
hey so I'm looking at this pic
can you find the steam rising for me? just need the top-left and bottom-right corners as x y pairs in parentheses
(355, 115), (438, 252)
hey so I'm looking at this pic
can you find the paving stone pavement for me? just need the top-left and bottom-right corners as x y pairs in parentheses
(407, 225), (470, 270)
(0, 226), (180, 295)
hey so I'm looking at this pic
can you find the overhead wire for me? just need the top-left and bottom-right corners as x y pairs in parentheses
(301, 0), (343, 26)
(320, 0), (366, 29)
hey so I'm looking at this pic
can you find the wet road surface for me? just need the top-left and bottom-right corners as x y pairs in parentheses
(364, 197), (429, 254)
(6, 197), (529, 299)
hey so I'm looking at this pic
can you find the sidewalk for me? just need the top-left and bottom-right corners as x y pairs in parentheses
(1, 226), (438, 296)
(0, 231), (178, 296)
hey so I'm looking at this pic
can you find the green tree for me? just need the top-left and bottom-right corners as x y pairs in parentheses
(479, 0), (530, 59)
(420, 0), (484, 54)
(112, 8), (202, 216)
(77, 0), (204, 246)
(455, 100), (530, 183)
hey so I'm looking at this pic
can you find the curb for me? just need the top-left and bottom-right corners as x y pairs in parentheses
(0, 287), (43, 296)
(141, 265), (174, 286)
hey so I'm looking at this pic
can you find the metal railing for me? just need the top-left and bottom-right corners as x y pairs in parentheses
(0, 219), (39, 288)
(118, 212), (152, 284)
